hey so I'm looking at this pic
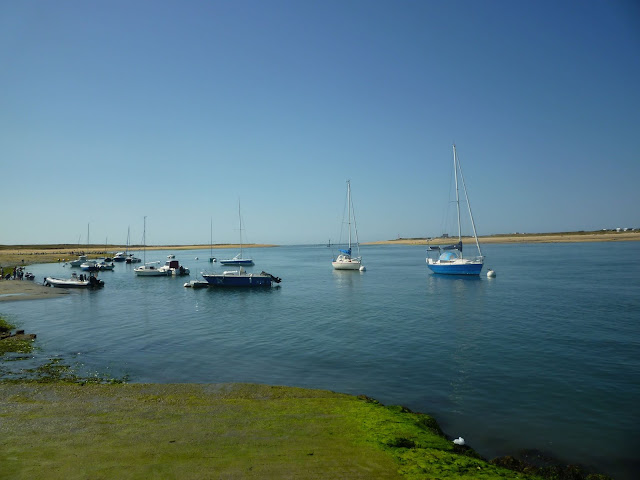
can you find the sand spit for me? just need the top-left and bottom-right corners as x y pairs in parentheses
(366, 231), (640, 246)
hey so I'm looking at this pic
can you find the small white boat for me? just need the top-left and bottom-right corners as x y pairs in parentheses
(44, 273), (104, 288)
(113, 252), (127, 262)
(97, 261), (115, 271)
(134, 262), (167, 276)
(184, 280), (210, 288)
(332, 180), (364, 271)
(134, 216), (166, 276)
(158, 255), (190, 276)
(68, 255), (87, 267)
(80, 260), (98, 271)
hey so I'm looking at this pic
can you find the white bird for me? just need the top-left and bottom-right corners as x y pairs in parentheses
(453, 437), (465, 445)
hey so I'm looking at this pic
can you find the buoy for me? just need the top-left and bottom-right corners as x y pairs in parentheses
(487, 269), (496, 278)
(195, 257), (199, 260)
(359, 265), (366, 272)
(453, 437), (465, 445)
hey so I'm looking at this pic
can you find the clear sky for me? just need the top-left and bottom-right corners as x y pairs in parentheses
(2, 0), (639, 246)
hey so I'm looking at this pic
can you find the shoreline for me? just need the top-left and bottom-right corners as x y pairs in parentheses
(0, 231), (637, 268)
(365, 231), (640, 245)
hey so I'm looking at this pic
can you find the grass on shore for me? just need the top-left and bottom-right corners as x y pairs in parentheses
(0, 382), (554, 480)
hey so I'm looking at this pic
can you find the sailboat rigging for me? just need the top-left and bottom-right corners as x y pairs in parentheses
(426, 144), (484, 275)
(209, 217), (217, 262)
(332, 180), (365, 271)
(220, 201), (254, 266)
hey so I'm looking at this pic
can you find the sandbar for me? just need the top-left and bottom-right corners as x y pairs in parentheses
(366, 231), (640, 246)
(0, 280), (68, 302)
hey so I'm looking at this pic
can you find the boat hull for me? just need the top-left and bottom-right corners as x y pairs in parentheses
(45, 277), (104, 288)
(332, 260), (362, 270)
(220, 259), (254, 266)
(202, 273), (274, 287)
(426, 259), (484, 275)
(134, 266), (167, 276)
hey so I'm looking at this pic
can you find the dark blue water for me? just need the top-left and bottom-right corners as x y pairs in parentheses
(2, 242), (639, 479)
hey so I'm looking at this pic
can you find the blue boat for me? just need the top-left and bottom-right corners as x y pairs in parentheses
(219, 254), (254, 266)
(426, 144), (484, 275)
(201, 269), (281, 288)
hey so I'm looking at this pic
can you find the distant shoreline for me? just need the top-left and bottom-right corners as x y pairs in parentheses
(1, 231), (639, 267)
(365, 231), (640, 246)
(0, 244), (276, 267)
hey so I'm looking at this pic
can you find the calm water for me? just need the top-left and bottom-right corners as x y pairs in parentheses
(2, 242), (639, 479)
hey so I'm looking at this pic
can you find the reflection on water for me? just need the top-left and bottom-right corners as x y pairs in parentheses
(1, 242), (639, 479)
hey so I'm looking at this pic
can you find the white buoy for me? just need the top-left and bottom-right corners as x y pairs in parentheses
(195, 257), (199, 260)
(453, 437), (465, 445)
(359, 265), (366, 272)
(487, 269), (496, 278)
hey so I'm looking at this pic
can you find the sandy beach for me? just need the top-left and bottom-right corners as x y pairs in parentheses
(365, 231), (640, 246)
(0, 243), (277, 268)
(0, 280), (68, 302)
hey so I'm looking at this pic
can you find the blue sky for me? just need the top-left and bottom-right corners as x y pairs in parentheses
(2, 0), (639, 246)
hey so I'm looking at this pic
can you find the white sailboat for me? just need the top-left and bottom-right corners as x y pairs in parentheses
(332, 180), (365, 271)
(134, 217), (166, 276)
(220, 202), (254, 266)
(426, 144), (484, 275)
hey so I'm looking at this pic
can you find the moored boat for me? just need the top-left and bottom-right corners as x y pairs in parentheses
(158, 255), (190, 276)
(201, 268), (281, 288)
(44, 273), (104, 289)
(68, 255), (88, 267)
(332, 180), (365, 271)
(426, 144), (484, 275)
(134, 216), (166, 276)
(220, 253), (254, 266)
(220, 202), (254, 266)
(113, 252), (127, 262)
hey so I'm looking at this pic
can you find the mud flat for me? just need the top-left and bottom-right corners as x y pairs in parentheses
(0, 280), (68, 302)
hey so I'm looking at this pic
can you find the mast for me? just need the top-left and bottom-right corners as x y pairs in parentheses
(238, 200), (243, 259)
(347, 180), (352, 250)
(453, 145), (462, 257)
(142, 216), (146, 264)
(210, 217), (213, 258)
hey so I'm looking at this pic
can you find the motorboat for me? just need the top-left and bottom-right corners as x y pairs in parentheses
(201, 268), (281, 288)
(158, 255), (190, 276)
(134, 262), (166, 276)
(97, 261), (115, 271)
(44, 272), (104, 288)
(126, 254), (141, 264)
(113, 252), (127, 262)
(80, 260), (99, 271)
(68, 255), (87, 267)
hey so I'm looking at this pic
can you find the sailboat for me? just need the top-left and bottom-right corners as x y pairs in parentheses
(426, 144), (484, 275)
(220, 202), (254, 266)
(134, 217), (166, 276)
(332, 180), (364, 271)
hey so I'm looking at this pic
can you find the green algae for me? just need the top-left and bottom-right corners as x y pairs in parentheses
(0, 383), (550, 480)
